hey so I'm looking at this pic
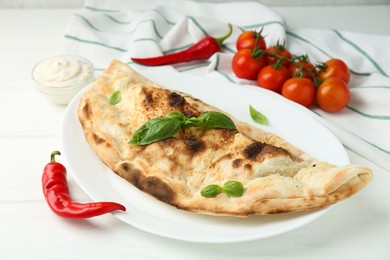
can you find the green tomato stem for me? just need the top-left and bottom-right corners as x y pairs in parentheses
(261, 50), (322, 87)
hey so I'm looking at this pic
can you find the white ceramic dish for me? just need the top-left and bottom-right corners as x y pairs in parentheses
(61, 66), (349, 243)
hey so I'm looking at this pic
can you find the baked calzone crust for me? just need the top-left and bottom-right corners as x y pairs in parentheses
(77, 60), (372, 217)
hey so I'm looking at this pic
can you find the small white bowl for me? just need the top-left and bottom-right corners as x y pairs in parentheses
(32, 55), (94, 105)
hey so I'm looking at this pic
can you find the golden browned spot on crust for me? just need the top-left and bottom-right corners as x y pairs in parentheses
(243, 142), (292, 161)
(261, 145), (290, 157)
(141, 176), (176, 204)
(221, 129), (239, 140)
(142, 87), (153, 106)
(169, 92), (185, 107)
(232, 159), (242, 168)
(156, 138), (205, 157)
(182, 109), (198, 119)
(244, 164), (252, 170)
(82, 102), (91, 120)
(157, 138), (175, 148)
(243, 142), (266, 160)
(120, 162), (131, 172)
(267, 209), (290, 214)
(118, 122), (128, 128)
(117, 162), (176, 205)
(182, 104), (202, 119)
(184, 139), (205, 154)
(92, 133), (106, 145)
(331, 193), (341, 201)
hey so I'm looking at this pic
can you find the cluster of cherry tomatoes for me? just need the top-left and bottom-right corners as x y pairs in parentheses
(232, 30), (351, 112)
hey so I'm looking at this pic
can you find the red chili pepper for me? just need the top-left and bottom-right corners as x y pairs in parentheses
(131, 23), (233, 66)
(42, 151), (126, 219)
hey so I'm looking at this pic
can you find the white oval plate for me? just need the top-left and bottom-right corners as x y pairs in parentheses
(61, 66), (349, 243)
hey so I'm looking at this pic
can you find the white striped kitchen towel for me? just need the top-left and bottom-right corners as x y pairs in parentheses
(61, 0), (390, 171)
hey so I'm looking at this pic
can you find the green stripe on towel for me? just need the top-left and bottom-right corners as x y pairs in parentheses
(221, 45), (236, 54)
(104, 9), (176, 26)
(353, 85), (390, 90)
(333, 30), (388, 77)
(314, 110), (390, 155)
(351, 132), (390, 155)
(64, 34), (128, 52)
(103, 13), (132, 24)
(216, 70), (235, 83)
(347, 106), (390, 120)
(75, 14), (165, 39)
(128, 19), (164, 39)
(84, 6), (119, 12)
(367, 141), (390, 155)
(214, 54), (235, 83)
(133, 38), (158, 43)
(240, 20), (285, 30)
(177, 63), (210, 72)
(151, 9), (176, 25)
(163, 43), (194, 54)
(286, 30), (332, 58)
(188, 16), (209, 37)
(74, 14), (102, 31)
(287, 30), (373, 77)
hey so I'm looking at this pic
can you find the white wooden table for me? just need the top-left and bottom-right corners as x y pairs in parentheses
(1, 5), (389, 259)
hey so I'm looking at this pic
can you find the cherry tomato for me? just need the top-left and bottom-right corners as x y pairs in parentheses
(257, 65), (291, 93)
(318, 58), (350, 83)
(289, 61), (316, 81)
(316, 77), (350, 112)
(232, 49), (267, 80)
(281, 77), (316, 107)
(236, 31), (266, 51)
(266, 43), (292, 67)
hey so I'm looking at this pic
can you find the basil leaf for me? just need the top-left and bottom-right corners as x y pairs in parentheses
(196, 111), (236, 130)
(129, 111), (236, 145)
(222, 181), (244, 197)
(109, 90), (121, 105)
(249, 105), (268, 124)
(182, 117), (201, 128)
(166, 111), (187, 121)
(128, 117), (181, 145)
(200, 184), (223, 198)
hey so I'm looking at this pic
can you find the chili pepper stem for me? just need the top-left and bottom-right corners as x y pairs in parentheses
(214, 23), (233, 47)
(50, 151), (61, 162)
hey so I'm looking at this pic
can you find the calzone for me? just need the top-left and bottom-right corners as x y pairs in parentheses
(78, 60), (372, 217)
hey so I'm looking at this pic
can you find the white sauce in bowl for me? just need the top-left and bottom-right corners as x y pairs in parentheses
(32, 55), (94, 105)
(32, 56), (93, 87)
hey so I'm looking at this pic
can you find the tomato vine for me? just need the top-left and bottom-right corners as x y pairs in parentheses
(232, 29), (351, 112)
